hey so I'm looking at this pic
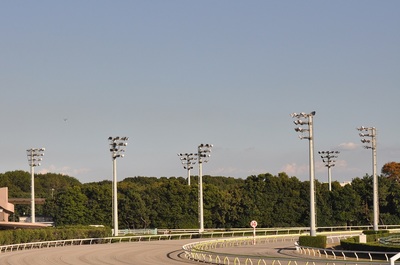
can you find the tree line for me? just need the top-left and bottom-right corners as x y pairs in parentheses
(1, 161), (400, 229)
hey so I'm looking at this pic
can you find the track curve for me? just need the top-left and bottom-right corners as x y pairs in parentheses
(0, 237), (302, 265)
(0, 235), (359, 265)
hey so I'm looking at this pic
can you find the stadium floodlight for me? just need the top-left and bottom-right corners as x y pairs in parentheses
(318, 151), (339, 191)
(177, 153), (197, 186)
(291, 111), (317, 236)
(357, 126), (378, 231)
(108, 136), (129, 236)
(197, 143), (213, 233)
(26, 148), (45, 223)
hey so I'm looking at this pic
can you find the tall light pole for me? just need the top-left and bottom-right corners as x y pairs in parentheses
(291, 111), (316, 236)
(318, 151), (339, 191)
(177, 153), (197, 185)
(197, 143), (212, 233)
(108, 136), (128, 236)
(357, 126), (378, 231)
(26, 148), (45, 223)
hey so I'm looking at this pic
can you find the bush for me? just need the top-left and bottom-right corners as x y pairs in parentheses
(341, 238), (400, 252)
(363, 230), (390, 242)
(341, 230), (396, 252)
(0, 226), (110, 245)
(299, 235), (327, 248)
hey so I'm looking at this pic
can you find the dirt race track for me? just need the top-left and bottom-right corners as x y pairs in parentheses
(0, 238), (307, 265)
(0, 239), (200, 265)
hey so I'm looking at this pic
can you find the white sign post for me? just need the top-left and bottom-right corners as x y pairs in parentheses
(250, 220), (257, 245)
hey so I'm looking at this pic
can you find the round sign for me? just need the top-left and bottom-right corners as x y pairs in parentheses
(250, 220), (257, 228)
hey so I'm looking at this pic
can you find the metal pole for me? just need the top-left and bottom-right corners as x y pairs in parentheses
(30, 162), (35, 223)
(372, 127), (378, 231)
(27, 148), (44, 223)
(108, 136), (128, 236)
(113, 157), (118, 236)
(196, 144), (212, 233)
(357, 126), (378, 231)
(198, 161), (204, 233)
(308, 114), (316, 236)
(318, 151), (339, 192)
(187, 168), (191, 186)
(178, 153), (196, 186)
(328, 166), (332, 192)
(292, 112), (317, 236)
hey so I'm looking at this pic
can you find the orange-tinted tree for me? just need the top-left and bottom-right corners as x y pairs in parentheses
(382, 162), (400, 181)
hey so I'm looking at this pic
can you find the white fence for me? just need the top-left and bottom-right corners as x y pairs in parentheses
(182, 230), (400, 265)
(298, 244), (399, 262)
(0, 234), (190, 253)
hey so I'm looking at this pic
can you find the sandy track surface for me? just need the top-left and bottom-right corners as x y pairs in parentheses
(0, 239), (198, 265)
(0, 238), (301, 265)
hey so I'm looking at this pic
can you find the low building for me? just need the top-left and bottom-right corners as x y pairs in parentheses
(0, 187), (14, 222)
(0, 187), (48, 229)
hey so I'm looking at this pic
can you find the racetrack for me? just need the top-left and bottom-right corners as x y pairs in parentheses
(0, 239), (199, 265)
(0, 238), (299, 265)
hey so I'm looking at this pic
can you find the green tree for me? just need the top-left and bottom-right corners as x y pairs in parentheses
(270, 173), (307, 227)
(118, 181), (151, 229)
(35, 173), (81, 198)
(376, 176), (400, 225)
(351, 176), (374, 225)
(81, 181), (112, 226)
(329, 183), (361, 226)
(53, 186), (89, 226)
(240, 174), (271, 227)
(0, 171), (31, 197)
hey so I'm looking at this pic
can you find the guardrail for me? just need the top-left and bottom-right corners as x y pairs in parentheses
(118, 228), (158, 235)
(0, 234), (192, 253)
(182, 231), (400, 264)
(318, 224), (400, 232)
(298, 244), (399, 262)
(183, 234), (309, 265)
(160, 224), (400, 234)
(158, 227), (310, 235)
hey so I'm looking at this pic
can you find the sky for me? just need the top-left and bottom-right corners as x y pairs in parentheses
(1, 1), (399, 184)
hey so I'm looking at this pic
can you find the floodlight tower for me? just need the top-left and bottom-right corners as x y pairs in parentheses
(357, 126), (378, 231)
(177, 153), (197, 185)
(108, 136), (129, 236)
(26, 148), (45, 223)
(197, 143), (212, 233)
(291, 111), (317, 236)
(318, 151), (339, 191)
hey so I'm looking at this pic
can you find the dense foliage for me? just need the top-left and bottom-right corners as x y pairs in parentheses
(0, 227), (109, 245)
(382, 162), (400, 181)
(2, 164), (400, 229)
(299, 235), (327, 248)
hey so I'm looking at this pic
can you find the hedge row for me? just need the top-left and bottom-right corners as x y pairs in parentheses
(341, 239), (400, 252)
(363, 230), (390, 242)
(340, 230), (400, 252)
(299, 235), (327, 248)
(0, 227), (110, 245)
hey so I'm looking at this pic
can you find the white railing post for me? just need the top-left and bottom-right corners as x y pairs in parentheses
(390, 252), (400, 265)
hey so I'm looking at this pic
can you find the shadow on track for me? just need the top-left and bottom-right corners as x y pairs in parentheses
(166, 249), (197, 264)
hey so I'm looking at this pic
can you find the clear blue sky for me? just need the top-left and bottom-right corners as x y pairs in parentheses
(1, 1), (399, 184)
